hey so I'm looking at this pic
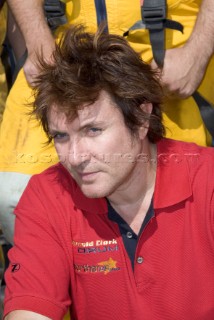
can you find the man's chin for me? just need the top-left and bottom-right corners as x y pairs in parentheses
(80, 186), (108, 199)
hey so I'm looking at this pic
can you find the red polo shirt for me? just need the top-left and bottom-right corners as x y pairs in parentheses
(4, 139), (214, 320)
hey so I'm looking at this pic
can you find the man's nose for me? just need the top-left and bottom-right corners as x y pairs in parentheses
(67, 139), (90, 167)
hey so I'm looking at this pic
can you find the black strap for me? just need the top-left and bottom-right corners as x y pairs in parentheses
(44, 0), (67, 31)
(192, 92), (214, 139)
(0, 0), (5, 11)
(142, 0), (183, 67)
(142, 0), (166, 67)
(124, 0), (183, 67)
(12, 50), (28, 84)
(94, 0), (109, 33)
(124, 1), (214, 141)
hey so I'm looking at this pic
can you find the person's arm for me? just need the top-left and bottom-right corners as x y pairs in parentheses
(5, 310), (52, 320)
(3, 175), (71, 319)
(7, 0), (55, 85)
(151, 0), (214, 98)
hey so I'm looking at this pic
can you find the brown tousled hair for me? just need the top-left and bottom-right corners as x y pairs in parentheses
(33, 24), (165, 142)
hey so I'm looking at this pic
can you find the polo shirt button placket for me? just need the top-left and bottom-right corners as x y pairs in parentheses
(126, 231), (133, 239)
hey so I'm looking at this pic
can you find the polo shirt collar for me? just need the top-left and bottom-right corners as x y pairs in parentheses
(72, 138), (192, 213)
(72, 181), (107, 214)
(154, 138), (192, 209)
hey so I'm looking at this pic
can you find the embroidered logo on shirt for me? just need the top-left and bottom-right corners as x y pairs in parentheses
(72, 238), (119, 254)
(11, 263), (20, 273)
(98, 257), (118, 275)
(72, 238), (117, 247)
(77, 245), (118, 254)
(74, 257), (120, 274)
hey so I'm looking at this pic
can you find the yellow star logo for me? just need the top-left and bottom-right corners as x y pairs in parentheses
(98, 257), (117, 275)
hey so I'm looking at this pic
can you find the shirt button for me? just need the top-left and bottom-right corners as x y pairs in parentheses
(136, 256), (144, 264)
(126, 231), (133, 239)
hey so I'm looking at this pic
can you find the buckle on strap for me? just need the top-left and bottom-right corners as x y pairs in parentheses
(44, 0), (67, 30)
(142, 0), (166, 30)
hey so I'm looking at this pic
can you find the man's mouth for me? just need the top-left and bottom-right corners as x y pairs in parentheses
(77, 171), (99, 181)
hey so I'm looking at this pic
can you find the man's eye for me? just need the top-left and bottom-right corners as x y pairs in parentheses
(52, 133), (68, 141)
(87, 128), (102, 136)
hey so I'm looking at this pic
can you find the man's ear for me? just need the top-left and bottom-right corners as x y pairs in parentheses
(138, 103), (153, 140)
(140, 102), (153, 115)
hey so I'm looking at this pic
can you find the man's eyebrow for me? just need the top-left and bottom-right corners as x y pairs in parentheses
(78, 120), (106, 130)
(48, 128), (67, 135)
(48, 120), (107, 135)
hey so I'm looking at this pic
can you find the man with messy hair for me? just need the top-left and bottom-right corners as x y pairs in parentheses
(4, 25), (214, 320)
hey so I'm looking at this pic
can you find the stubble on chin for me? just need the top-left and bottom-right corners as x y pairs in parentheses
(80, 183), (117, 199)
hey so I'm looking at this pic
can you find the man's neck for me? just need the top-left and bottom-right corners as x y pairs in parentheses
(107, 141), (157, 234)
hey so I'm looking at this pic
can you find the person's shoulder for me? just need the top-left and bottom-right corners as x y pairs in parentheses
(33, 162), (69, 178)
(175, 139), (214, 166)
(158, 138), (214, 158)
(29, 163), (76, 195)
(158, 138), (214, 181)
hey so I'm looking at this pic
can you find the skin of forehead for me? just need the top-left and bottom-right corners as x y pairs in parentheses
(49, 91), (122, 131)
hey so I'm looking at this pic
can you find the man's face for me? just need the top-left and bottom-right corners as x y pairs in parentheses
(48, 91), (151, 199)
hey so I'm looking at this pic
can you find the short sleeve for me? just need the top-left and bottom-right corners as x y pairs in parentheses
(3, 175), (71, 320)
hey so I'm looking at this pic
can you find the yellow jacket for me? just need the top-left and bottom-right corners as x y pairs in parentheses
(0, 0), (213, 175)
